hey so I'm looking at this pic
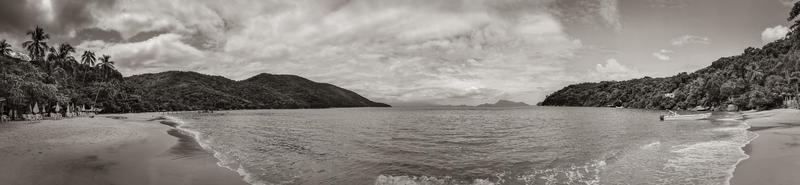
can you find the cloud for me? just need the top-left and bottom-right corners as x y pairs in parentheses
(1, 0), (627, 105)
(780, 0), (799, 6)
(0, 0), (116, 36)
(652, 49), (673, 61)
(598, 0), (623, 32)
(670, 35), (711, 46)
(761, 25), (789, 43)
(647, 0), (689, 8)
(77, 33), (208, 75)
(553, 0), (623, 31)
(589, 59), (644, 81)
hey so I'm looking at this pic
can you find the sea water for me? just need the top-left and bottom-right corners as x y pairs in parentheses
(164, 107), (754, 185)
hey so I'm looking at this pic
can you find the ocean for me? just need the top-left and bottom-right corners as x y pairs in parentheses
(163, 107), (755, 185)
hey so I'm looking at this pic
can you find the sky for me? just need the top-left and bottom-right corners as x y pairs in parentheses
(0, 0), (795, 106)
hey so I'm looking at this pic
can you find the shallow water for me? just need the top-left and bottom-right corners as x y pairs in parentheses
(163, 107), (754, 185)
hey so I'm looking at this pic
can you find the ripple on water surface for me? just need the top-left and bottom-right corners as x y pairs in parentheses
(162, 108), (754, 185)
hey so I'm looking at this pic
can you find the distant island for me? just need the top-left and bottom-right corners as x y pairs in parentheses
(477, 100), (530, 107)
(0, 26), (388, 118)
(540, 12), (800, 111)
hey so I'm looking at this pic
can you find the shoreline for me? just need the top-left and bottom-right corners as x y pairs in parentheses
(730, 109), (800, 185)
(156, 115), (264, 185)
(0, 115), (248, 185)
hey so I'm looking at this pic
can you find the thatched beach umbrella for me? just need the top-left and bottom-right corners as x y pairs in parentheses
(0, 98), (5, 116)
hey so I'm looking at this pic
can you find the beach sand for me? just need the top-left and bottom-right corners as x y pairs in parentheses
(0, 116), (248, 185)
(731, 109), (800, 185)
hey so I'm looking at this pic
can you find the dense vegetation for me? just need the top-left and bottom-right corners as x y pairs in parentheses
(1, 26), (123, 117)
(115, 71), (390, 112)
(1, 27), (387, 117)
(540, 4), (800, 110)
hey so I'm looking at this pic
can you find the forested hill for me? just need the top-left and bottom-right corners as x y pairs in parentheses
(118, 71), (391, 111)
(539, 35), (800, 111)
(1, 26), (388, 115)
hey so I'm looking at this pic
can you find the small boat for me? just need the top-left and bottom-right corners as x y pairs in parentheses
(660, 110), (711, 121)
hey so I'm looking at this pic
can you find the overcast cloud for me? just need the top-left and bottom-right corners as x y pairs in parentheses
(0, 0), (793, 105)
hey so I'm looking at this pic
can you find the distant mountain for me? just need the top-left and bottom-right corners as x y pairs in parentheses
(477, 100), (530, 107)
(119, 71), (389, 111)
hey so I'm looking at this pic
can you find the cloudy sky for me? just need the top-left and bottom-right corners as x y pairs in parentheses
(0, 0), (795, 105)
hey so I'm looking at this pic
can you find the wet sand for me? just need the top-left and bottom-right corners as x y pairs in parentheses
(731, 109), (800, 185)
(0, 116), (248, 185)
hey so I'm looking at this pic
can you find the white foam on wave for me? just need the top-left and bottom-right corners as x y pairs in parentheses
(725, 121), (758, 185)
(160, 115), (270, 185)
(640, 141), (661, 150)
(374, 159), (605, 185)
(521, 160), (605, 185)
(374, 175), (497, 185)
(661, 121), (756, 185)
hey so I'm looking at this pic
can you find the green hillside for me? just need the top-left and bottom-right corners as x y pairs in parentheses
(0, 27), (388, 117)
(540, 31), (800, 110)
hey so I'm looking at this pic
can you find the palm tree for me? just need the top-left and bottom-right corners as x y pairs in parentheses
(55, 44), (77, 76)
(22, 26), (50, 61)
(80, 51), (97, 82)
(81, 51), (96, 66)
(96, 55), (115, 80)
(0, 39), (12, 57)
(46, 46), (58, 62)
(56, 44), (75, 60)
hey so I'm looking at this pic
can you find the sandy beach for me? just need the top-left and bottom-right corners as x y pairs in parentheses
(0, 115), (248, 185)
(731, 109), (800, 185)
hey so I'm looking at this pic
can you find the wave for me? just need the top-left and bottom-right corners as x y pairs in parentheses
(157, 115), (269, 185)
(519, 160), (605, 185)
(375, 160), (606, 185)
(725, 121), (758, 185)
(640, 141), (661, 150)
(375, 175), (498, 185)
(662, 120), (756, 185)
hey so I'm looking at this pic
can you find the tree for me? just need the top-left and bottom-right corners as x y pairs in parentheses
(96, 55), (115, 80)
(0, 39), (11, 57)
(745, 64), (765, 84)
(56, 44), (75, 60)
(80, 51), (96, 83)
(790, 71), (800, 93)
(790, 2), (800, 30)
(21, 26), (50, 61)
(53, 44), (77, 74)
(81, 51), (96, 66)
